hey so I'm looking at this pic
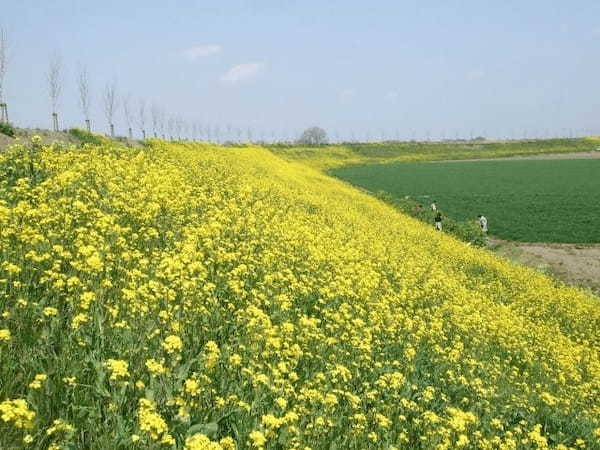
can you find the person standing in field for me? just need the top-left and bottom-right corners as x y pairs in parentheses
(478, 215), (488, 233)
(431, 200), (437, 212)
(434, 212), (443, 231)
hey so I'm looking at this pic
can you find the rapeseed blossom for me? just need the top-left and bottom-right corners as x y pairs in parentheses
(0, 399), (35, 429)
(42, 307), (58, 317)
(104, 359), (129, 380)
(161, 335), (183, 353)
(0, 139), (598, 448)
(28, 374), (47, 390)
(0, 328), (10, 341)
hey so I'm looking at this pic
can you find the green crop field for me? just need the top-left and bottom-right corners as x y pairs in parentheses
(331, 159), (600, 243)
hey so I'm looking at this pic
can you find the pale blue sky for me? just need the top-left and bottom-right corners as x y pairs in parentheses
(2, 1), (600, 140)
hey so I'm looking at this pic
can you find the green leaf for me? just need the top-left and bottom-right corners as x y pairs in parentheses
(186, 422), (219, 438)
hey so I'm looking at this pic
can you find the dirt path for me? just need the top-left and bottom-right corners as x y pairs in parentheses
(437, 151), (600, 163)
(488, 239), (600, 295)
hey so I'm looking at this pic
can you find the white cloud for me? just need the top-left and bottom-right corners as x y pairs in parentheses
(466, 68), (485, 81)
(338, 88), (356, 104)
(182, 45), (222, 62)
(385, 90), (399, 102)
(220, 63), (265, 83)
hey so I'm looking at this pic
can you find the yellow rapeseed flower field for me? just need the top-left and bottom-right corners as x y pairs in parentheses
(0, 138), (598, 449)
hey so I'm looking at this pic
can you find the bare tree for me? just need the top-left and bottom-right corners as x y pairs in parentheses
(183, 121), (189, 140)
(77, 64), (92, 131)
(122, 94), (133, 139)
(175, 116), (183, 140)
(47, 54), (63, 132)
(137, 98), (146, 139)
(103, 80), (118, 137)
(150, 104), (159, 138)
(167, 116), (174, 141)
(0, 26), (9, 123)
(158, 109), (166, 139)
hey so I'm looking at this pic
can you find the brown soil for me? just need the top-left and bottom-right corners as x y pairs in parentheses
(489, 239), (600, 295)
(0, 133), (15, 150)
(438, 151), (600, 163)
(0, 129), (79, 152)
(1, 128), (145, 152)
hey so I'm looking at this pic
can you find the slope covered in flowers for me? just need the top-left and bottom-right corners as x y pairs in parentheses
(0, 139), (599, 449)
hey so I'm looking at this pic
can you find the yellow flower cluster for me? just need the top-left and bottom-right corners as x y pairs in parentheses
(28, 374), (47, 390)
(0, 399), (35, 429)
(161, 335), (183, 353)
(46, 419), (75, 436)
(104, 359), (129, 380)
(0, 139), (598, 448)
(185, 433), (236, 450)
(137, 398), (174, 444)
(203, 340), (220, 370)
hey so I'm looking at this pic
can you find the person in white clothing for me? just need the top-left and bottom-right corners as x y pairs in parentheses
(431, 200), (437, 212)
(478, 215), (488, 233)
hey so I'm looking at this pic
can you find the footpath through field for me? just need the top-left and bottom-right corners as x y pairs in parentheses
(433, 150), (600, 163)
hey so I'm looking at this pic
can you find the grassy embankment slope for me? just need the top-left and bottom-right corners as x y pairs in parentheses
(268, 138), (600, 170)
(0, 138), (599, 449)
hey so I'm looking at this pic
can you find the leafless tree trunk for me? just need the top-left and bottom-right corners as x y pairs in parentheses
(183, 121), (189, 141)
(47, 54), (63, 132)
(137, 99), (146, 139)
(167, 117), (174, 141)
(122, 94), (133, 139)
(158, 109), (166, 139)
(150, 104), (159, 138)
(175, 116), (183, 140)
(78, 64), (92, 131)
(0, 26), (9, 123)
(103, 80), (118, 137)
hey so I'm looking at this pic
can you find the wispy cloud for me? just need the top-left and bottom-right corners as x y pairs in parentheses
(220, 63), (265, 83)
(338, 88), (356, 104)
(182, 45), (222, 62)
(466, 68), (485, 81)
(385, 90), (399, 102)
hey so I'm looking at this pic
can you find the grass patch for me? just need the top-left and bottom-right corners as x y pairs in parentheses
(0, 121), (16, 138)
(269, 138), (600, 170)
(331, 159), (600, 243)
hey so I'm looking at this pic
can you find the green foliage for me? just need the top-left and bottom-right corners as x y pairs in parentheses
(373, 191), (487, 246)
(332, 159), (600, 243)
(0, 121), (16, 138)
(68, 128), (108, 146)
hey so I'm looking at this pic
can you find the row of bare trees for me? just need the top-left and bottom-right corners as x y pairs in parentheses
(0, 25), (315, 143)
(0, 26), (162, 138)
